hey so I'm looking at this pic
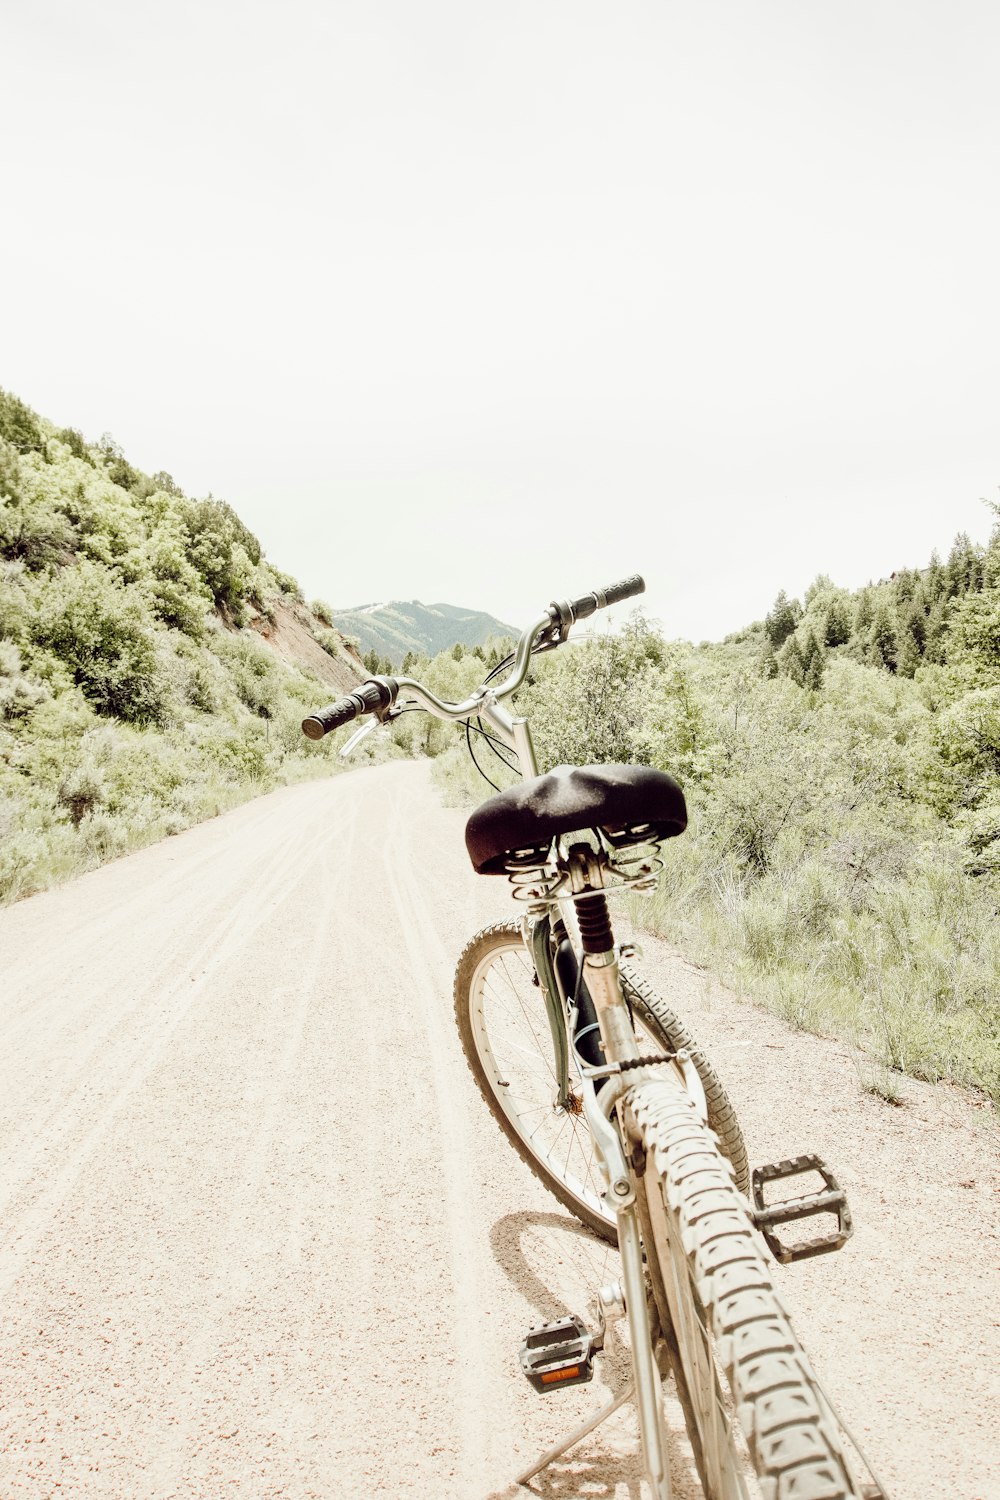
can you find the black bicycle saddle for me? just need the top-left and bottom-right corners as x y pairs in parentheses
(465, 763), (687, 875)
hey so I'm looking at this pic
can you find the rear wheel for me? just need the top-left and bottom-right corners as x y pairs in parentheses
(454, 921), (749, 1243)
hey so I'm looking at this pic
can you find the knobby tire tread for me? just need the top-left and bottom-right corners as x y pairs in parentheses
(620, 962), (750, 1195)
(629, 1077), (863, 1500)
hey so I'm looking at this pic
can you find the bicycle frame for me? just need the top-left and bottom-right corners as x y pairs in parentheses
(323, 592), (882, 1500)
(379, 623), (678, 1494)
(519, 858), (673, 1499)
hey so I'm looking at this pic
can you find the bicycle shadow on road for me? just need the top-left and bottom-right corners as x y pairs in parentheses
(486, 1210), (702, 1500)
(488, 1208), (619, 1326)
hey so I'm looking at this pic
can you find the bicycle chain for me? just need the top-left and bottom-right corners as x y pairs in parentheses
(617, 1052), (678, 1071)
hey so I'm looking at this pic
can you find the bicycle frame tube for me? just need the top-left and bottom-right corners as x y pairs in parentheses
(527, 917), (572, 1111)
(477, 694), (539, 779)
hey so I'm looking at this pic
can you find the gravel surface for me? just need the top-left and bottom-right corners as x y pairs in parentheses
(0, 759), (996, 1500)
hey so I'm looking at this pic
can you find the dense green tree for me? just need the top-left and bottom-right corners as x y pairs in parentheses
(922, 598), (949, 665)
(823, 595), (853, 648)
(868, 604), (898, 673)
(892, 567), (918, 604)
(775, 632), (805, 684)
(896, 604), (926, 677)
(180, 498), (262, 618)
(0, 441), (75, 569)
(924, 550), (946, 603)
(151, 470), (184, 497)
(804, 573), (835, 606)
(944, 586), (1000, 681)
(96, 434), (144, 494)
(362, 648), (393, 675)
(143, 517), (212, 635)
(54, 428), (90, 461)
(945, 533), (983, 598)
(0, 389), (44, 453)
(854, 587), (875, 634)
(801, 627), (827, 690)
(764, 590), (801, 648)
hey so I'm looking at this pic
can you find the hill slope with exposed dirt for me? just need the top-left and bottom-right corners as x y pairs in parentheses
(0, 385), (363, 902)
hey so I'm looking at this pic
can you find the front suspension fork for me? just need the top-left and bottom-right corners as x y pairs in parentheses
(581, 1069), (671, 1499)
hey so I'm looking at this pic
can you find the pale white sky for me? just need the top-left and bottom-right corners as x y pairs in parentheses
(3, 1), (998, 640)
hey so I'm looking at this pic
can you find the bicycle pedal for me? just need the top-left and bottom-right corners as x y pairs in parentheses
(519, 1315), (596, 1392)
(751, 1155), (853, 1265)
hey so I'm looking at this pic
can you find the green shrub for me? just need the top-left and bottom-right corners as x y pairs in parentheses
(314, 628), (344, 658)
(210, 632), (283, 718)
(143, 517), (212, 635)
(181, 498), (262, 617)
(57, 757), (109, 825)
(0, 441), (75, 568)
(270, 567), (304, 601)
(30, 560), (167, 724)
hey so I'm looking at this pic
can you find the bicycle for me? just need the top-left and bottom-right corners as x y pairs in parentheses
(302, 575), (888, 1500)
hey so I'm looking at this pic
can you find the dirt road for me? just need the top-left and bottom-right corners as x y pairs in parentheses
(0, 760), (996, 1499)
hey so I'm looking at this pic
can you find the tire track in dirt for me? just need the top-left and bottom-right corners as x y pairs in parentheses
(378, 775), (506, 1492)
(144, 790), (364, 1495)
(0, 790), (348, 1297)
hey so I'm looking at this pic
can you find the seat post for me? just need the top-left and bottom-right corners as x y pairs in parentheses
(567, 845), (639, 1068)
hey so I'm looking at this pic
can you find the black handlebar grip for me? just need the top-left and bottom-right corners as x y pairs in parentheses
(564, 574), (646, 623)
(301, 677), (397, 740)
(302, 696), (363, 740)
(600, 574), (645, 608)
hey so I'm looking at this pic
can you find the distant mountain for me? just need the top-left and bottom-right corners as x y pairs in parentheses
(332, 599), (516, 666)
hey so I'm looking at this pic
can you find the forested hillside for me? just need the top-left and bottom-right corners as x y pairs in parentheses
(402, 523), (1000, 1103)
(0, 388), (363, 902)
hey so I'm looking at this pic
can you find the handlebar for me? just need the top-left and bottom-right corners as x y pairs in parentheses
(301, 574), (645, 741)
(554, 574), (645, 627)
(302, 678), (396, 740)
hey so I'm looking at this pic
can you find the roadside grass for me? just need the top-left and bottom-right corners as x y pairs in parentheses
(0, 704), (402, 906)
(432, 747), (999, 1105)
(629, 826), (1000, 1106)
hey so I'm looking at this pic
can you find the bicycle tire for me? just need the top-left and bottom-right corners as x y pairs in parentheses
(620, 962), (749, 1197)
(454, 921), (750, 1243)
(628, 1076), (865, 1500)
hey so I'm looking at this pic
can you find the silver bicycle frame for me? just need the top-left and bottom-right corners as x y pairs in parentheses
(377, 613), (674, 1497)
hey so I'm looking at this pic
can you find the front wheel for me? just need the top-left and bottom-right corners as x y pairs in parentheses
(630, 1076), (868, 1498)
(453, 921), (749, 1243)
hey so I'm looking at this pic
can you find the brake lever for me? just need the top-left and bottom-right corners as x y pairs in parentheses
(339, 719), (377, 757)
(532, 620), (570, 654)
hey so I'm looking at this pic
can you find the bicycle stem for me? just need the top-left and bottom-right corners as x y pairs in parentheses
(476, 693), (539, 779)
(392, 611), (553, 733)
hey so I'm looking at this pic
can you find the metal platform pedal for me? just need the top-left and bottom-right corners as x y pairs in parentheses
(751, 1154), (853, 1264)
(519, 1314), (596, 1392)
